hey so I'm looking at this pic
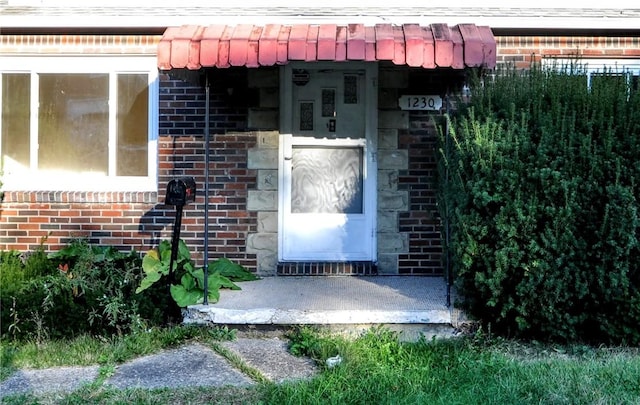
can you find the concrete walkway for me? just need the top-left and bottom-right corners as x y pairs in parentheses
(0, 338), (318, 399)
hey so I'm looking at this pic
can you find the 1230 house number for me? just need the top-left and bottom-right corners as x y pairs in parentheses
(398, 95), (443, 111)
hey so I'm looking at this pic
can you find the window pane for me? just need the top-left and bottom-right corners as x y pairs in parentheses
(38, 73), (108, 173)
(291, 146), (363, 214)
(343, 74), (358, 104)
(1, 73), (31, 171)
(299, 101), (314, 131)
(591, 72), (627, 92)
(321, 89), (335, 117)
(117, 74), (148, 176)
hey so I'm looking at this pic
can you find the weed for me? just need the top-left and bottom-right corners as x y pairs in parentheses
(210, 342), (270, 384)
(7, 298), (20, 342)
(286, 326), (340, 366)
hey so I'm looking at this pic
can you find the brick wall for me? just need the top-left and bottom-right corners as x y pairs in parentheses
(0, 192), (158, 253)
(394, 68), (465, 276)
(398, 112), (443, 275)
(375, 66), (465, 276)
(496, 35), (640, 69)
(156, 69), (258, 270)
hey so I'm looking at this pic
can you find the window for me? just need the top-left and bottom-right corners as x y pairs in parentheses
(542, 58), (640, 93)
(0, 56), (158, 191)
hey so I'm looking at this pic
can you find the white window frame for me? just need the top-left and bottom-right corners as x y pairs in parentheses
(0, 55), (158, 192)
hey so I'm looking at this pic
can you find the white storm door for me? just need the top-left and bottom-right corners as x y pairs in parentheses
(280, 66), (376, 262)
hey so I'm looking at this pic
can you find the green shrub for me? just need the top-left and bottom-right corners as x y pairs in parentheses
(24, 245), (54, 279)
(0, 250), (27, 291)
(439, 63), (640, 344)
(1, 241), (54, 292)
(0, 239), (181, 341)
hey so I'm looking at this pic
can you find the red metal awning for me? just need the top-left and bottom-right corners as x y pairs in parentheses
(158, 23), (496, 70)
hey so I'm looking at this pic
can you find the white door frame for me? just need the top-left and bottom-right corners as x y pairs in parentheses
(278, 62), (378, 262)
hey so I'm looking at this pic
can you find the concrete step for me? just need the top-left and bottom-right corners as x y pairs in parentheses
(182, 276), (470, 341)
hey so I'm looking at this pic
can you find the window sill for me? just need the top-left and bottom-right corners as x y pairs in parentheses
(1, 190), (158, 204)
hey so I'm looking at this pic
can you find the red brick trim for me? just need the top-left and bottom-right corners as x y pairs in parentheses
(2, 191), (158, 204)
(0, 34), (160, 54)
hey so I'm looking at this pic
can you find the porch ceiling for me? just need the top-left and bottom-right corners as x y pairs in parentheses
(157, 23), (496, 70)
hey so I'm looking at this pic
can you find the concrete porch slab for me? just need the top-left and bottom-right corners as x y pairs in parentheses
(183, 276), (467, 331)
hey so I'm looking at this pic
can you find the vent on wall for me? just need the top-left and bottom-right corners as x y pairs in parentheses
(277, 261), (377, 276)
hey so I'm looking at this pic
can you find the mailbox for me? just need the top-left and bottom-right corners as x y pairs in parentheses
(165, 177), (196, 206)
(164, 176), (196, 283)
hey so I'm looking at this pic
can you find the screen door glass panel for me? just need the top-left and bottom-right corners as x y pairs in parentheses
(291, 146), (363, 214)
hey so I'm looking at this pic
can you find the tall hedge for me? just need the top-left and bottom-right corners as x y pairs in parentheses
(440, 64), (640, 344)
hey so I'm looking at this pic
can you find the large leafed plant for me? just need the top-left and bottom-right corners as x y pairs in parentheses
(136, 239), (258, 307)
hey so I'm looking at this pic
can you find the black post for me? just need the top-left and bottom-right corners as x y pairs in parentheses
(203, 73), (211, 305)
(444, 93), (452, 308)
(168, 204), (184, 284)
(164, 177), (195, 299)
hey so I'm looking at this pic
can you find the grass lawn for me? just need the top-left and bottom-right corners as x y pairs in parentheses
(1, 326), (639, 404)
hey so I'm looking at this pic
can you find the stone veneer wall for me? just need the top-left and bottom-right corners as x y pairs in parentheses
(376, 67), (411, 274)
(245, 69), (280, 275)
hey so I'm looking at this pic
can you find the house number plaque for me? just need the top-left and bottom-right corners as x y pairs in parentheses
(398, 95), (443, 111)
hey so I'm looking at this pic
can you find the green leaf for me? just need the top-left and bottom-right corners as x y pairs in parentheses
(135, 270), (162, 294)
(210, 258), (258, 281)
(202, 270), (238, 290)
(183, 261), (196, 273)
(170, 284), (203, 307)
(180, 273), (196, 291)
(177, 239), (192, 262)
(141, 249), (163, 274)
(158, 240), (172, 255)
(215, 274), (242, 290)
(207, 286), (220, 304)
(160, 246), (173, 265)
(192, 269), (236, 293)
(138, 240), (257, 310)
(191, 268), (205, 287)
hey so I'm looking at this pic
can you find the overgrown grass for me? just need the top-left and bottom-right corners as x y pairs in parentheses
(264, 327), (640, 404)
(2, 326), (639, 404)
